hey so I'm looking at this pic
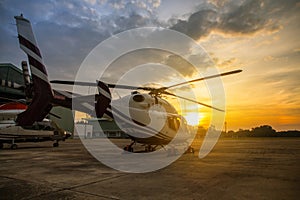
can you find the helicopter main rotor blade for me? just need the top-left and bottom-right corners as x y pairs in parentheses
(51, 69), (242, 94)
(165, 69), (242, 90)
(163, 91), (224, 112)
(51, 80), (156, 91)
(108, 84), (154, 91)
(50, 80), (97, 86)
(48, 112), (62, 119)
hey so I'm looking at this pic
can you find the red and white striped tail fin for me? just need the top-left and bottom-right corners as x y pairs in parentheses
(15, 15), (52, 90)
(14, 15), (53, 126)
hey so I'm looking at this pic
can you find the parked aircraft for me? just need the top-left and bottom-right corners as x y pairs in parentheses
(0, 101), (71, 149)
(12, 14), (241, 152)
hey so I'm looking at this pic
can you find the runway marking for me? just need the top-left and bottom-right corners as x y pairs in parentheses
(65, 174), (129, 190)
(68, 189), (121, 200)
(13, 174), (130, 200)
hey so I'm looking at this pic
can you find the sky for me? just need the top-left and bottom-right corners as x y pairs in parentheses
(0, 0), (299, 131)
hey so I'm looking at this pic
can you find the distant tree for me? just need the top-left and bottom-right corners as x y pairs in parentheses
(221, 130), (232, 137)
(196, 125), (300, 138)
(251, 125), (276, 137)
(277, 130), (300, 137)
(235, 129), (250, 137)
(227, 130), (235, 137)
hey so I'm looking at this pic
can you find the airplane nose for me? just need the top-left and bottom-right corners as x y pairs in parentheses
(66, 132), (72, 138)
(64, 131), (72, 138)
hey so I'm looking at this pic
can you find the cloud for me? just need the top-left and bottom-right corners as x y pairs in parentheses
(170, 0), (299, 40)
(35, 20), (109, 80)
(263, 55), (275, 62)
(171, 8), (218, 39)
(163, 54), (197, 77)
(294, 48), (300, 53)
(84, 0), (97, 5)
(0, 0), (162, 81)
(212, 57), (239, 69)
(99, 49), (190, 84)
(150, 0), (161, 8)
(0, 0), (298, 83)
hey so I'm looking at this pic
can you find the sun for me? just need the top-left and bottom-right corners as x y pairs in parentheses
(184, 112), (204, 126)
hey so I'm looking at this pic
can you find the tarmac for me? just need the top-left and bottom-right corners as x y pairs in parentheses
(0, 138), (299, 200)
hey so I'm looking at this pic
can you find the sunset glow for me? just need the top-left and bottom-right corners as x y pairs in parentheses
(184, 112), (204, 126)
(0, 0), (299, 131)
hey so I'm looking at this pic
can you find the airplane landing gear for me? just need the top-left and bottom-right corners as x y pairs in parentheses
(10, 138), (17, 150)
(11, 143), (18, 150)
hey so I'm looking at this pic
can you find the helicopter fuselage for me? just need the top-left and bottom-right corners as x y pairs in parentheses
(105, 93), (192, 145)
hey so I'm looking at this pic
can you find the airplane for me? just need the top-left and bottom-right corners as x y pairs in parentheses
(0, 102), (27, 124)
(11, 14), (242, 152)
(0, 101), (71, 149)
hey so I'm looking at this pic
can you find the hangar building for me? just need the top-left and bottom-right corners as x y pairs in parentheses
(0, 63), (25, 103)
(0, 63), (74, 134)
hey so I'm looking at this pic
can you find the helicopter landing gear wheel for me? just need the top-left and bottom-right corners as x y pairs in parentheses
(123, 146), (133, 152)
(145, 145), (157, 152)
(124, 141), (135, 152)
(53, 142), (59, 147)
(186, 146), (195, 154)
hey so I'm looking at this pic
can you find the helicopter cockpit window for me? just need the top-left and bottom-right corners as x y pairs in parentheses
(175, 117), (181, 129)
(133, 94), (145, 102)
(168, 117), (181, 131)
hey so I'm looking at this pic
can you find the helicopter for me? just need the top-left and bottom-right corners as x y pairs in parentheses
(51, 70), (241, 153)
(13, 14), (242, 152)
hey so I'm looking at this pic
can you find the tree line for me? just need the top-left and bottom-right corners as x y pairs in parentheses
(197, 125), (300, 137)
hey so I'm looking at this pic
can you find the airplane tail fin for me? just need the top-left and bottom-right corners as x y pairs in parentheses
(15, 14), (53, 126)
